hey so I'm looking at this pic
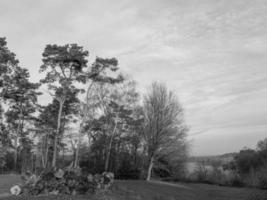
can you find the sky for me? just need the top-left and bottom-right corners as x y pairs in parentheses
(1, 0), (267, 156)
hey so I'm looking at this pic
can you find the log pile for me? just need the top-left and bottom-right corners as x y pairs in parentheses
(10, 168), (114, 196)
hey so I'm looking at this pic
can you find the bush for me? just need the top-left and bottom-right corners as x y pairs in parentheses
(258, 167), (267, 189)
(183, 162), (246, 187)
(117, 168), (141, 180)
(243, 167), (267, 189)
(228, 174), (244, 187)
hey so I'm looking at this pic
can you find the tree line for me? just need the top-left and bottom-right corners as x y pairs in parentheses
(0, 37), (188, 180)
(223, 138), (267, 188)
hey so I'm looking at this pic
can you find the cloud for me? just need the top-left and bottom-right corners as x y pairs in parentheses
(1, 0), (267, 155)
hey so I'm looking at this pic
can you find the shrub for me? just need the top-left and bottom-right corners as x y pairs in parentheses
(243, 166), (267, 189)
(258, 167), (267, 189)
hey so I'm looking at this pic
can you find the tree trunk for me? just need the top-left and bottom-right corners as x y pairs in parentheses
(41, 141), (45, 168)
(52, 99), (64, 168)
(74, 82), (94, 168)
(14, 105), (23, 171)
(14, 113), (22, 171)
(21, 149), (26, 173)
(146, 155), (154, 181)
(74, 121), (83, 168)
(44, 136), (49, 168)
(41, 135), (49, 168)
(104, 119), (118, 171)
(62, 146), (65, 167)
(41, 135), (45, 168)
(14, 136), (18, 171)
(31, 153), (34, 172)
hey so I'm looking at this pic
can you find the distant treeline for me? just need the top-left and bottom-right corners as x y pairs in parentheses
(166, 138), (267, 189)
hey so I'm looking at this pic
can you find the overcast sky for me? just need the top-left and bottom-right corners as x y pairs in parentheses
(1, 0), (267, 155)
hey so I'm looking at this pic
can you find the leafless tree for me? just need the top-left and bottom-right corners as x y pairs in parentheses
(143, 82), (187, 181)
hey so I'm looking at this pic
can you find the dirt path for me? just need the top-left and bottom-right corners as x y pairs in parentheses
(149, 180), (192, 190)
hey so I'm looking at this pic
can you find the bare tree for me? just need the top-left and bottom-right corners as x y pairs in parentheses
(143, 82), (187, 181)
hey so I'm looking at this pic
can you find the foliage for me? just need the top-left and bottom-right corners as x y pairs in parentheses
(232, 146), (267, 189)
(4, 67), (40, 172)
(185, 139), (267, 189)
(0, 142), (6, 170)
(0, 37), (18, 90)
(0, 38), (41, 172)
(0, 37), (19, 168)
(257, 138), (267, 151)
(39, 44), (90, 168)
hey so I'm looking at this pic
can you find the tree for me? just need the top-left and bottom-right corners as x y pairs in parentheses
(81, 80), (142, 173)
(257, 138), (267, 151)
(4, 66), (40, 171)
(0, 37), (19, 146)
(0, 38), (21, 171)
(0, 142), (6, 172)
(40, 44), (123, 168)
(74, 57), (123, 168)
(0, 123), (9, 173)
(142, 82), (187, 181)
(0, 37), (18, 92)
(0, 110), (11, 172)
(89, 80), (140, 171)
(40, 44), (88, 168)
(34, 95), (79, 168)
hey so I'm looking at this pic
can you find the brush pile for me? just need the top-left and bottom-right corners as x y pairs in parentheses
(10, 168), (114, 196)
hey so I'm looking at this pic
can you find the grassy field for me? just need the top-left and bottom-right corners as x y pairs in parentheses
(112, 180), (267, 200)
(0, 174), (266, 200)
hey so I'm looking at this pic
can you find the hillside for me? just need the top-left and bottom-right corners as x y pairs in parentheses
(188, 153), (237, 164)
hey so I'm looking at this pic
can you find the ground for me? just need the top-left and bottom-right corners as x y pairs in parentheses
(0, 174), (266, 200)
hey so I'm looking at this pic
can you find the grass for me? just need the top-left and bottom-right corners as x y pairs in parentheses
(0, 174), (266, 200)
(112, 180), (267, 200)
(0, 174), (22, 194)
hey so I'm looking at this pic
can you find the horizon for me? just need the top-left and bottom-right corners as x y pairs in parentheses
(1, 0), (267, 156)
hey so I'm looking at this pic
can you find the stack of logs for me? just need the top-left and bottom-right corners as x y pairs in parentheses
(10, 168), (114, 196)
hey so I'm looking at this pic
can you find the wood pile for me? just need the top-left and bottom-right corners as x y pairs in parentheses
(10, 168), (114, 196)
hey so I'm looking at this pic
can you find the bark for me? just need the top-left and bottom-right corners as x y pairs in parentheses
(74, 82), (94, 168)
(41, 137), (45, 168)
(14, 136), (18, 171)
(74, 121), (83, 168)
(14, 108), (23, 171)
(146, 155), (154, 181)
(104, 119), (118, 171)
(31, 153), (34, 172)
(52, 99), (64, 168)
(41, 135), (49, 168)
(21, 149), (27, 173)
(62, 146), (65, 167)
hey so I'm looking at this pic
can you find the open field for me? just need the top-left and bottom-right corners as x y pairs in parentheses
(0, 175), (266, 200)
